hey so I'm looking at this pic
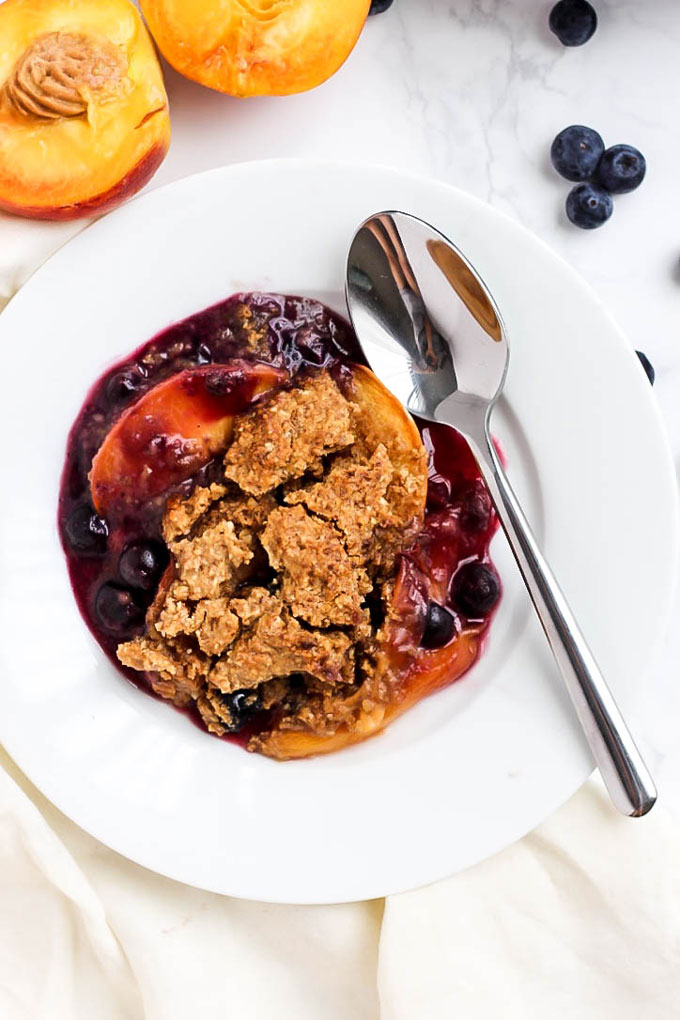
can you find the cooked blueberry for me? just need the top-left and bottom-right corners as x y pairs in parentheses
(293, 325), (331, 366)
(596, 144), (646, 194)
(369, 0), (394, 13)
(105, 368), (144, 406)
(427, 474), (452, 510)
(636, 350), (655, 385)
(216, 688), (263, 732)
(459, 485), (492, 533)
(196, 343), (213, 365)
(64, 504), (108, 555)
(95, 583), (145, 634)
(452, 562), (500, 617)
(549, 0), (597, 46)
(422, 602), (457, 649)
(119, 541), (168, 591)
(566, 183), (613, 229)
(550, 125), (604, 182)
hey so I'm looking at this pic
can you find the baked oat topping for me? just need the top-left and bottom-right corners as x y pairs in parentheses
(116, 367), (430, 754)
(261, 504), (367, 628)
(223, 372), (355, 494)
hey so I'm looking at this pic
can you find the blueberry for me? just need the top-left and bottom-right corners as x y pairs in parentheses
(195, 343), (213, 365)
(459, 485), (492, 533)
(119, 540), (167, 591)
(369, 0), (394, 12)
(550, 125), (604, 182)
(64, 504), (108, 556)
(549, 0), (597, 46)
(566, 183), (613, 229)
(105, 368), (144, 406)
(427, 474), (452, 510)
(596, 144), (646, 195)
(452, 562), (500, 618)
(95, 583), (145, 634)
(216, 688), (263, 732)
(421, 602), (457, 649)
(636, 350), (655, 386)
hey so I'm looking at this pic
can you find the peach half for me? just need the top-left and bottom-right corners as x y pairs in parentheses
(0, 0), (170, 220)
(139, 0), (371, 97)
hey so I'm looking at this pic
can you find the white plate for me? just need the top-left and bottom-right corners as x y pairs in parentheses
(0, 161), (677, 904)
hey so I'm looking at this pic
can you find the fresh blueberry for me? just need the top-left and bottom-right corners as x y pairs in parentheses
(369, 0), (394, 13)
(459, 485), (492, 533)
(119, 540), (167, 591)
(636, 350), (655, 385)
(216, 688), (263, 732)
(596, 144), (646, 194)
(566, 183), (613, 229)
(95, 583), (145, 634)
(549, 0), (597, 46)
(105, 368), (144, 406)
(64, 504), (108, 556)
(452, 562), (500, 618)
(550, 125), (604, 182)
(421, 602), (457, 649)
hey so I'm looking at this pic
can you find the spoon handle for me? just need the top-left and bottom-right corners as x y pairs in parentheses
(470, 426), (656, 817)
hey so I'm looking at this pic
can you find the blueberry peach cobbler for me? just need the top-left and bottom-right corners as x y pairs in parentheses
(59, 294), (500, 759)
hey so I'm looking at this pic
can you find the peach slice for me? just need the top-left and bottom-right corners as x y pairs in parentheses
(0, 0), (170, 220)
(347, 363), (429, 526)
(139, 0), (371, 97)
(90, 362), (286, 517)
(256, 627), (482, 761)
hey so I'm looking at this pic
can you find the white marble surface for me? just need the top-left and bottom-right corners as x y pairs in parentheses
(139, 0), (680, 816)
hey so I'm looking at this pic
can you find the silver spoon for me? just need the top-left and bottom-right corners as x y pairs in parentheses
(346, 210), (656, 817)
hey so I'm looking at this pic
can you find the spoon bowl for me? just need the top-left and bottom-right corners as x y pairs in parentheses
(347, 212), (507, 430)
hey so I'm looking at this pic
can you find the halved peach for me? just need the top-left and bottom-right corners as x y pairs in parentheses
(139, 0), (371, 98)
(0, 0), (170, 220)
(90, 362), (286, 517)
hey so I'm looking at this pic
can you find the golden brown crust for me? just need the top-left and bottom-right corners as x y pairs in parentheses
(116, 366), (429, 755)
(261, 504), (366, 628)
(223, 373), (355, 495)
(172, 519), (254, 600)
(162, 482), (228, 543)
(208, 595), (355, 694)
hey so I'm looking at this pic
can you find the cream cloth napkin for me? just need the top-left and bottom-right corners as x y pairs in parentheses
(1, 213), (679, 1020)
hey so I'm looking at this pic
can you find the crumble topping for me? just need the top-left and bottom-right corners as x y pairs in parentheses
(171, 518), (254, 600)
(162, 482), (228, 543)
(209, 595), (355, 693)
(285, 444), (396, 569)
(261, 504), (367, 628)
(223, 372), (355, 494)
(117, 369), (428, 752)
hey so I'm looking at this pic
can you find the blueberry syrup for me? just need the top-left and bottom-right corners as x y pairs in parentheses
(58, 292), (500, 741)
